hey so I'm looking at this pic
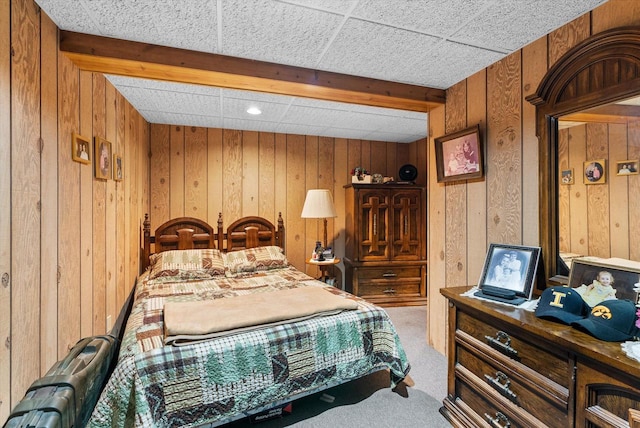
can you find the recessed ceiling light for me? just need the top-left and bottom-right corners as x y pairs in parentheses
(246, 106), (262, 115)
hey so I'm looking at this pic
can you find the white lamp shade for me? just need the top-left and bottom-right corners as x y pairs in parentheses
(301, 189), (337, 219)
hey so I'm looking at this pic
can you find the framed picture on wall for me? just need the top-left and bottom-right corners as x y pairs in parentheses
(568, 258), (640, 307)
(113, 154), (123, 181)
(72, 132), (91, 164)
(583, 159), (606, 184)
(94, 136), (112, 180)
(561, 168), (574, 185)
(616, 159), (639, 176)
(435, 125), (484, 183)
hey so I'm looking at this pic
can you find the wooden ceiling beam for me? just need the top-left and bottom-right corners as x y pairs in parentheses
(59, 30), (445, 112)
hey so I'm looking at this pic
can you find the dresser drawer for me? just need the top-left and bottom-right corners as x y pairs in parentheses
(456, 364), (547, 428)
(356, 266), (422, 281)
(457, 311), (571, 388)
(356, 267), (422, 297)
(457, 344), (569, 427)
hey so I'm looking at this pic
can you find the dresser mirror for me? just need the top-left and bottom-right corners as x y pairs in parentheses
(527, 26), (640, 284)
(557, 97), (640, 275)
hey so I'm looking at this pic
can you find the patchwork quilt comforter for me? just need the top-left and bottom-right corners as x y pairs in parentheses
(89, 265), (410, 427)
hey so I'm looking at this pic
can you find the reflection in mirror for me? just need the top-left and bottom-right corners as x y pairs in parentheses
(557, 96), (640, 273)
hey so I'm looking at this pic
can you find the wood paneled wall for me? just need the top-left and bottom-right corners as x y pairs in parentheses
(427, 0), (640, 354)
(148, 124), (422, 275)
(0, 1), (149, 420)
(558, 122), (640, 260)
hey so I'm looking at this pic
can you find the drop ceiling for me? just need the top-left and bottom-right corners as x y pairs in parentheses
(36, 0), (608, 143)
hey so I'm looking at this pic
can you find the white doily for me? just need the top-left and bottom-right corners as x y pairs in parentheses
(462, 286), (539, 311)
(622, 341), (640, 363)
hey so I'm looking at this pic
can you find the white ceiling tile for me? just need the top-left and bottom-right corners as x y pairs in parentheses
(319, 18), (440, 84)
(452, 0), (608, 51)
(277, 0), (358, 15)
(350, 0), (494, 38)
(221, 0), (342, 68)
(408, 40), (504, 88)
(142, 111), (224, 129)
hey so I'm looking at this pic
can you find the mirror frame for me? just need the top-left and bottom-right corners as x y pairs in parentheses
(527, 26), (640, 285)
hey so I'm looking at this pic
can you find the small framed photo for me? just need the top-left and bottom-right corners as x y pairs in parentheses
(435, 124), (484, 183)
(561, 168), (574, 185)
(583, 159), (606, 184)
(72, 132), (91, 164)
(113, 154), (123, 181)
(94, 136), (112, 180)
(615, 159), (639, 176)
(568, 258), (640, 307)
(478, 243), (541, 300)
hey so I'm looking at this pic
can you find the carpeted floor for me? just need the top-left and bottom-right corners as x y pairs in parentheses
(227, 305), (451, 427)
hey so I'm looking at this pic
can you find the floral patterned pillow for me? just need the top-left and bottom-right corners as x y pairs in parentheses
(147, 249), (226, 283)
(224, 246), (288, 276)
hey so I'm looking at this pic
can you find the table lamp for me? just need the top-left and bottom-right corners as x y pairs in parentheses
(301, 189), (338, 249)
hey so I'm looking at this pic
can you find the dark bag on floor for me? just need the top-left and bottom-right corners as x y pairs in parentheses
(4, 335), (117, 428)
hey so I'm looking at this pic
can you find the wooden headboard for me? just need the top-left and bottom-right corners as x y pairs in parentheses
(141, 213), (285, 271)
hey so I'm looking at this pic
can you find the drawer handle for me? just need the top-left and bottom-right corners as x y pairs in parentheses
(382, 272), (397, 278)
(383, 288), (396, 294)
(485, 331), (519, 359)
(485, 411), (511, 428)
(484, 371), (518, 403)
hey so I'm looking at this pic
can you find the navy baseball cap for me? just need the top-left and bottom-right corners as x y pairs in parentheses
(572, 299), (640, 342)
(535, 286), (590, 324)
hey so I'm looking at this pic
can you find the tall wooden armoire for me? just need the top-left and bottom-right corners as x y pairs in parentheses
(344, 184), (427, 306)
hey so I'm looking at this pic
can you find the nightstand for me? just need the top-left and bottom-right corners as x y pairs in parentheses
(306, 258), (341, 285)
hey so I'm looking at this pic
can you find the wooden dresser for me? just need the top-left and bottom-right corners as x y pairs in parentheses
(343, 184), (426, 306)
(440, 286), (640, 428)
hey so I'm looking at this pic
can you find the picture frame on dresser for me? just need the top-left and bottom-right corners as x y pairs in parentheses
(568, 258), (640, 306)
(434, 124), (483, 183)
(477, 243), (541, 301)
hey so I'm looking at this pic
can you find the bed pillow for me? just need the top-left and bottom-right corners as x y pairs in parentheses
(147, 249), (226, 282)
(224, 246), (288, 275)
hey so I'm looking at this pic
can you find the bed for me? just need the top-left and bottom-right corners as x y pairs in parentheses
(88, 213), (410, 427)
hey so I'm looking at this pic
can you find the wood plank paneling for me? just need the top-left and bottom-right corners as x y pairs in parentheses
(115, 91), (128, 305)
(185, 126), (208, 218)
(522, 37), (547, 247)
(207, 128), (223, 226)
(274, 134), (287, 227)
(92, 73), (106, 334)
(304, 136), (319, 275)
(592, 0), (640, 33)
(0, 0), (10, 420)
(568, 125), (589, 256)
(444, 81), (468, 289)
(11, 0), (41, 403)
(258, 132), (275, 220)
(586, 123), (610, 258)
(170, 125), (185, 218)
(79, 71), (93, 338)
(150, 124), (170, 229)
(466, 70), (488, 283)
(39, 11), (58, 377)
(486, 52), (522, 244)
(427, 105), (446, 351)
(333, 138), (348, 287)
(105, 80), (117, 329)
(608, 123), (629, 258)
(223, 129), (242, 222)
(286, 135), (306, 271)
(57, 50), (81, 360)
(242, 131), (259, 217)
